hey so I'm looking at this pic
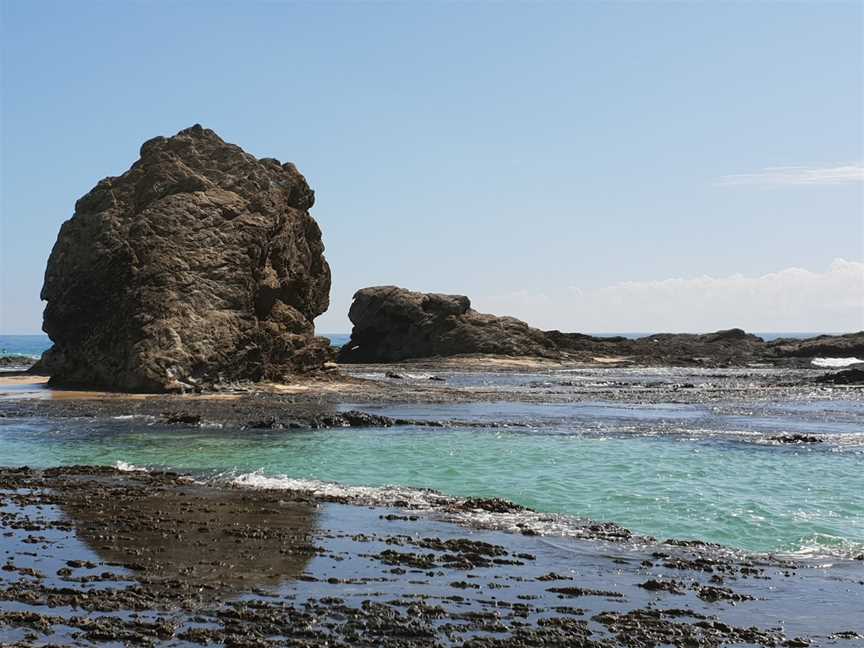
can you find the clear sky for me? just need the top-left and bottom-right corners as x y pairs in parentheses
(1, 1), (862, 334)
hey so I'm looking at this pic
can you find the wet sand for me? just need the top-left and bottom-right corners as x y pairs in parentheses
(1, 467), (862, 647)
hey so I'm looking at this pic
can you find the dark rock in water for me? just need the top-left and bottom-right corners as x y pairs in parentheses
(385, 371), (405, 379)
(0, 355), (36, 368)
(39, 125), (331, 392)
(458, 497), (526, 514)
(814, 368), (864, 385)
(315, 410), (397, 428)
(638, 579), (686, 594)
(769, 434), (823, 444)
(162, 412), (202, 425)
(337, 286), (559, 363)
(768, 332), (864, 359)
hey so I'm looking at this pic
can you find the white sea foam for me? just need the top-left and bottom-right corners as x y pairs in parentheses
(230, 471), (444, 508)
(227, 471), (638, 543)
(778, 533), (864, 563)
(812, 357), (863, 368)
(114, 460), (146, 472)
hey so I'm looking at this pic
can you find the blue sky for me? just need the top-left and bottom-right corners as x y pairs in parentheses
(1, 1), (862, 334)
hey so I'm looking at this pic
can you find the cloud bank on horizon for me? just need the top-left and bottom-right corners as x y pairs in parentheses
(475, 259), (864, 334)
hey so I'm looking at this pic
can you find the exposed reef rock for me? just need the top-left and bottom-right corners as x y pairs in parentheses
(39, 125), (331, 391)
(338, 286), (862, 367)
(767, 332), (864, 359)
(548, 328), (767, 366)
(815, 368), (864, 385)
(337, 286), (560, 363)
(0, 355), (36, 369)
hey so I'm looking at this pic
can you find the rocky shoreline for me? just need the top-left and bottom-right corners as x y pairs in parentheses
(336, 286), (864, 369)
(1, 467), (862, 647)
(2, 361), (863, 429)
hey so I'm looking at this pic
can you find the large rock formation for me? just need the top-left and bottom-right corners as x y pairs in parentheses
(337, 286), (560, 362)
(39, 125), (332, 391)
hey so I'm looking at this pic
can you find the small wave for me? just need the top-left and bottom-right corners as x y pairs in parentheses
(227, 471), (641, 544)
(812, 357), (863, 368)
(777, 533), (864, 562)
(114, 460), (147, 472)
(224, 471), (864, 562)
(230, 471), (444, 508)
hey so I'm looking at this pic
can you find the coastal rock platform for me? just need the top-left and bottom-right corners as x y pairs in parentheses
(1, 467), (861, 647)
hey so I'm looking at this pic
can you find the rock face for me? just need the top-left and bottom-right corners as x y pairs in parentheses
(337, 286), (559, 362)
(39, 125), (331, 391)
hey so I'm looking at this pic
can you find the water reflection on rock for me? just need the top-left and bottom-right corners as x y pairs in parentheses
(58, 471), (319, 598)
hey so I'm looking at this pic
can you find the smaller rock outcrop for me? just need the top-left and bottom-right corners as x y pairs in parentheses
(615, 328), (766, 366)
(767, 332), (864, 359)
(337, 286), (559, 363)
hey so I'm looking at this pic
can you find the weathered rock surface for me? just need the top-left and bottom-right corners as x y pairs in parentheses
(337, 286), (863, 367)
(337, 286), (560, 363)
(39, 124), (331, 391)
(767, 332), (864, 359)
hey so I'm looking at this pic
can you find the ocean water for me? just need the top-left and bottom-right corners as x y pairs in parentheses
(322, 333), (351, 347)
(0, 334), (52, 358)
(1, 396), (861, 558)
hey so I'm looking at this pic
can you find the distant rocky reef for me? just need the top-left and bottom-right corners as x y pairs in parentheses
(38, 125), (332, 392)
(765, 333), (864, 359)
(337, 286), (864, 366)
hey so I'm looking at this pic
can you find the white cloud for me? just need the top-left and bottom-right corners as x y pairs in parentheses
(716, 164), (864, 187)
(475, 259), (864, 333)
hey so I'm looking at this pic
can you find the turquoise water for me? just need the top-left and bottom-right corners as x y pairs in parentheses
(1, 399), (861, 557)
